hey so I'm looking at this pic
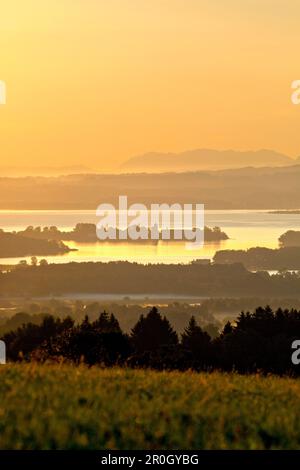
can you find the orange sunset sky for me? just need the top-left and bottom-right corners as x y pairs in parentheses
(0, 0), (300, 171)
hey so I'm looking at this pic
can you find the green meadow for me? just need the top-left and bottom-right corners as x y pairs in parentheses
(0, 364), (299, 450)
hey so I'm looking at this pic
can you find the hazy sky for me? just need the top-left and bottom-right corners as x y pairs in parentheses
(0, 0), (300, 171)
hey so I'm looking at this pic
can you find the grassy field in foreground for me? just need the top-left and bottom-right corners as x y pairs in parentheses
(0, 365), (300, 450)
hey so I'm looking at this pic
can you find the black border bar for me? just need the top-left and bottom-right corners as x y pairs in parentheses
(0, 450), (297, 468)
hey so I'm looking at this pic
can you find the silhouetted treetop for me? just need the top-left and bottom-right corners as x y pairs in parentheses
(131, 307), (178, 352)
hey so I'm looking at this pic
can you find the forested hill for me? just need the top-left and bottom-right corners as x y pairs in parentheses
(1, 261), (300, 298)
(1, 164), (300, 209)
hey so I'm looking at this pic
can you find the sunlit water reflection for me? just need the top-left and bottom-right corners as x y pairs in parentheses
(0, 209), (299, 265)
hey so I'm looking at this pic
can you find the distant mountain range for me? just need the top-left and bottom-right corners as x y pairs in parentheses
(121, 149), (297, 172)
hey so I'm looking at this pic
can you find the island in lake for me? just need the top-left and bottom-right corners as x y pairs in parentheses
(0, 230), (74, 258)
(16, 224), (229, 244)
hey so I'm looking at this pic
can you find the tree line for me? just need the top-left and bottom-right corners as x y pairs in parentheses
(18, 224), (228, 243)
(1, 167), (300, 210)
(2, 261), (300, 297)
(0, 230), (71, 258)
(2, 306), (300, 375)
(213, 246), (300, 270)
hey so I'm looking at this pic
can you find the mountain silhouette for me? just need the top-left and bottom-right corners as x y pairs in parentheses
(121, 149), (294, 172)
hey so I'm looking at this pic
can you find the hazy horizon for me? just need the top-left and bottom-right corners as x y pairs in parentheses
(0, 147), (298, 176)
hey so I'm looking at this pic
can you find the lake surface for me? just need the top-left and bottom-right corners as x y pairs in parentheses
(1, 209), (300, 265)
